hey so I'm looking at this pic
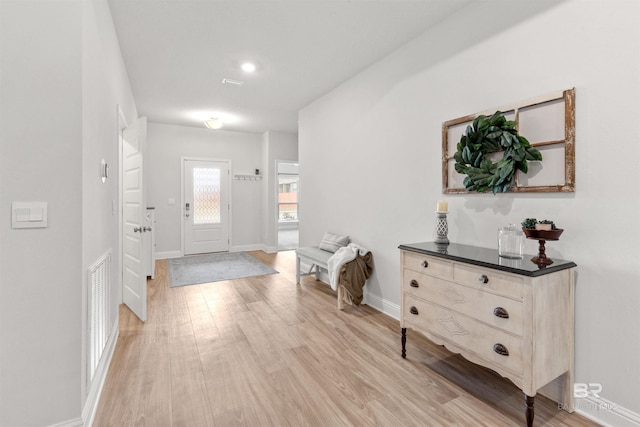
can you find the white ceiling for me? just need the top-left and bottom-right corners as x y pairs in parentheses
(108, 0), (471, 134)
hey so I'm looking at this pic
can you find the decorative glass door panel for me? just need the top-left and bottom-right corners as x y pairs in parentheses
(193, 167), (221, 224)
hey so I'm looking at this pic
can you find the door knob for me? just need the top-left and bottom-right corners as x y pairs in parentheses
(133, 227), (142, 233)
(143, 226), (152, 232)
(185, 202), (190, 218)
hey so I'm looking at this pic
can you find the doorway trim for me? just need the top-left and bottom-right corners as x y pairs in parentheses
(117, 105), (127, 305)
(180, 156), (232, 256)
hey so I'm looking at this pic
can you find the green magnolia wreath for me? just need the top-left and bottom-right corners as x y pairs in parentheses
(454, 111), (542, 194)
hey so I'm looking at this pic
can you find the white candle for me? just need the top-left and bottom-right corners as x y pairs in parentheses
(437, 200), (448, 212)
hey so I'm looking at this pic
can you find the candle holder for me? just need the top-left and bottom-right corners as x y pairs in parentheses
(522, 228), (564, 266)
(434, 211), (449, 245)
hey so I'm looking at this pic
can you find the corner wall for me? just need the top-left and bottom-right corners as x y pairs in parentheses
(299, 1), (640, 425)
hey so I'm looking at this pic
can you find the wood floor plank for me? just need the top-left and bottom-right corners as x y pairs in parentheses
(170, 367), (214, 427)
(93, 250), (600, 427)
(443, 395), (514, 427)
(286, 345), (385, 426)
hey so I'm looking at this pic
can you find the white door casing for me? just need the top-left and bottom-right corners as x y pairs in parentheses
(183, 159), (230, 255)
(122, 117), (147, 321)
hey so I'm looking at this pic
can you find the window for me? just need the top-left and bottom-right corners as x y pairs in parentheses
(278, 175), (298, 222)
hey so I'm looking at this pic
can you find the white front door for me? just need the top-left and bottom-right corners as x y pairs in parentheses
(122, 117), (147, 321)
(184, 159), (230, 255)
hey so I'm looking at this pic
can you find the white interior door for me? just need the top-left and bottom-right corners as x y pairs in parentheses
(122, 117), (147, 321)
(184, 159), (230, 255)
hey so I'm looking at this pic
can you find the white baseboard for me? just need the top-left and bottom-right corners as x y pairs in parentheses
(156, 246), (279, 258)
(48, 417), (83, 427)
(363, 291), (400, 320)
(230, 244), (268, 253)
(81, 319), (120, 427)
(154, 250), (182, 259)
(574, 395), (640, 427)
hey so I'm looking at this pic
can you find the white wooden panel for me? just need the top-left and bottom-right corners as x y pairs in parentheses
(124, 169), (140, 189)
(124, 204), (140, 225)
(518, 99), (565, 143)
(125, 234), (141, 261)
(193, 228), (220, 242)
(519, 145), (566, 187)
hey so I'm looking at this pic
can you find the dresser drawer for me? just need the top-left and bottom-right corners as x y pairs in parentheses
(403, 294), (523, 374)
(402, 269), (524, 336)
(402, 251), (452, 279)
(453, 263), (523, 299)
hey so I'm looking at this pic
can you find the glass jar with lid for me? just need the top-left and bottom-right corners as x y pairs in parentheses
(498, 224), (524, 259)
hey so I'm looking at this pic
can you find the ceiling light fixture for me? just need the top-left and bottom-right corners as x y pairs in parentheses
(241, 62), (256, 73)
(204, 117), (223, 130)
(221, 78), (243, 86)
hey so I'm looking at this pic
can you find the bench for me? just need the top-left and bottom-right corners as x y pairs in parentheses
(295, 246), (347, 309)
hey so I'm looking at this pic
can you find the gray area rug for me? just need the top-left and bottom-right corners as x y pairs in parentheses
(168, 252), (278, 288)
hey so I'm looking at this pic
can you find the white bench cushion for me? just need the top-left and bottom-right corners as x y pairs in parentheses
(295, 246), (333, 267)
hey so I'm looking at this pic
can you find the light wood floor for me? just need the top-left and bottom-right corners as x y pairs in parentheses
(93, 251), (598, 427)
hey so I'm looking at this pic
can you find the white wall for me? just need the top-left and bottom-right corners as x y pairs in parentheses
(82, 0), (138, 413)
(0, 2), (83, 425)
(0, 1), (138, 425)
(147, 123), (264, 255)
(299, 1), (640, 424)
(261, 131), (299, 251)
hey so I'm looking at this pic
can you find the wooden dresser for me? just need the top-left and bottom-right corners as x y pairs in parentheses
(399, 242), (576, 427)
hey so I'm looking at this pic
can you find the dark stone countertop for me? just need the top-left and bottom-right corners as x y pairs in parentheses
(398, 241), (576, 277)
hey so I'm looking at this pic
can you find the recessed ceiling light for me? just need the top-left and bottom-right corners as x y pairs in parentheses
(204, 118), (223, 130)
(241, 62), (256, 73)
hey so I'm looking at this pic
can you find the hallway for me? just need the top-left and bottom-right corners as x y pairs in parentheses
(93, 251), (597, 427)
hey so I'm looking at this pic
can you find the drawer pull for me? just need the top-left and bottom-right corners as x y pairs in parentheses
(493, 307), (509, 319)
(410, 279), (419, 288)
(421, 260), (429, 268)
(493, 343), (509, 356)
(409, 306), (419, 315)
(477, 274), (489, 284)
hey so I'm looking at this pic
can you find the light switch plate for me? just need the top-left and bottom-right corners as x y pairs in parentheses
(12, 202), (48, 229)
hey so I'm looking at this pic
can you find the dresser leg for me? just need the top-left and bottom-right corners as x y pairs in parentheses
(401, 328), (407, 358)
(525, 394), (535, 427)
